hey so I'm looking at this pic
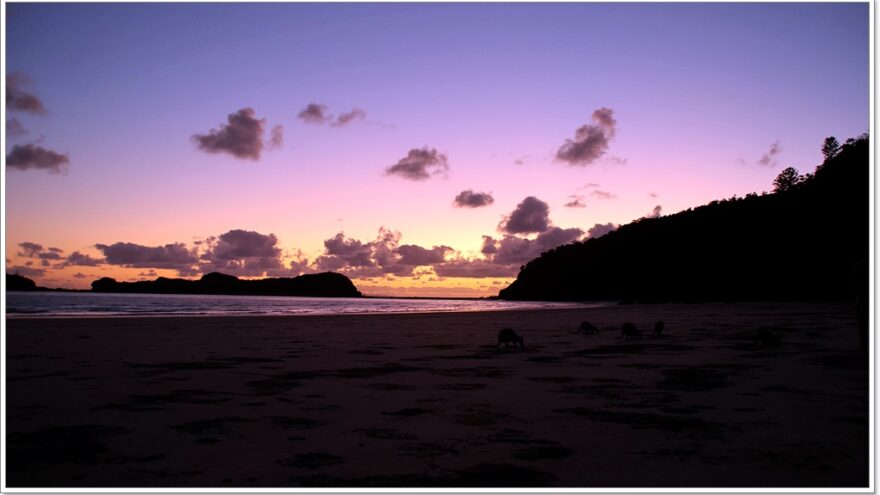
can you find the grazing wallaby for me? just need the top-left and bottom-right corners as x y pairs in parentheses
(498, 328), (525, 348)
(753, 329), (781, 347)
(620, 323), (642, 340)
(578, 321), (599, 334)
(652, 320), (665, 337)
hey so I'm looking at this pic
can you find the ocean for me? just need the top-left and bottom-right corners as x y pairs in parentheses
(5, 291), (598, 318)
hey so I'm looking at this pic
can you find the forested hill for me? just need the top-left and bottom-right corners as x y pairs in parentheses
(91, 271), (363, 298)
(499, 135), (869, 302)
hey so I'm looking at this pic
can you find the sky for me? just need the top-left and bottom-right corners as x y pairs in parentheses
(3, 2), (870, 297)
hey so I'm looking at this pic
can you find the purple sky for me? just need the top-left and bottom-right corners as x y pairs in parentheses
(4, 3), (869, 296)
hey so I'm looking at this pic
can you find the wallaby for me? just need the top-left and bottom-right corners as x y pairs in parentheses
(578, 321), (599, 334)
(652, 320), (665, 337)
(498, 328), (525, 348)
(620, 322), (642, 340)
(753, 329), (781, 347)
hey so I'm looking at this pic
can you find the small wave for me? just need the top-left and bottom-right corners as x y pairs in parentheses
(5, 292), (607, 319)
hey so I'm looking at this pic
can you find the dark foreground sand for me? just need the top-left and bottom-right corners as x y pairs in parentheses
(6, 303), (869, 488)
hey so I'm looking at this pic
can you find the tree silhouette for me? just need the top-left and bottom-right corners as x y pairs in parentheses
(822, 136), (841, 162)
(773, 167), (802, 193)
(499, 134), (868, 304)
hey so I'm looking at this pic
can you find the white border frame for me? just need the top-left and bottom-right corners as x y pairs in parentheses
(1, 0), (875, 493)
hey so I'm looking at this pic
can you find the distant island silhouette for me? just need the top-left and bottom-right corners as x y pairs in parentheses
(7, 273), (40, 291)
(90, 271), (363, 298)
(6, 273), (82, 293)
(499, 134), (868, 304)
(6, 271), (362, 298)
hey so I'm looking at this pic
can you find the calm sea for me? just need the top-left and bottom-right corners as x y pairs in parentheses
(5, 291), (598, 318)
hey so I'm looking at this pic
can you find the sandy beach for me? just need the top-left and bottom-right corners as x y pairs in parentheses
(6, 303), (868, 488)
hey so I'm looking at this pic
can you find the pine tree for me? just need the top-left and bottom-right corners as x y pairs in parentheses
(822, 136), (841, 162)
(773, 167), (802, 193)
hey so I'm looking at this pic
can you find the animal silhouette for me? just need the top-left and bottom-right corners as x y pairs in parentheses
(620, 323), (642, 340)
(497, 328), (525, 348)
(753, 329), (781, 347)
(578, 321), (599, 334)
(652, 320), (665, 337)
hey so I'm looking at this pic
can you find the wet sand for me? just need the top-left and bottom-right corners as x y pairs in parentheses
(6, 303), (869, 488)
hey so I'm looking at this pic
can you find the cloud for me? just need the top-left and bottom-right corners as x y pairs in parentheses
(591, 107), (617, 131)
(314, 229), (457, 277)
(531, 226), (584, 251)
(514, 155), (530, 166)
(486, 236), (532, 265)
(556, 107), (617, 166)
(297, 103), (330, 125)
(192, 108), (265, 160)
(314, 254), (348, 272)
(73, 272), (88, 279)
(385, 147), (449, 181)
(199, 229), (287, 277)
(498, 196), (551, 234)
(648, 192), (659, 198)
(268, 125), (283, 149)
(590, 190), (617, 200)
(7, 118), (28, 138)
(296, 104), (366, 127)
(8, 265), (46, 278)
(89, 228), (301, 278)
(564, 195), (586, 208)
(6, 144), (69, 173)
(450, 229), (584, 279)
(453, 190), (494, 208)
(6, 72), (46, 115)
(481, 235), (498, 256)
(17, 242), (65, 266)
(645, 205), (663, 219)
(324, 233), (368, 256)
(579, 183), (601, 190)
(96, 241), (199, 275)
(46, 216), (585, 285)
(757, 141), (782, 167)
(287, 249), (313, 277)
(208, 230), (281, 260)
(488, 227), (584, 266)
(63, 251), (105, 267)
(433, 259), (518, 278)
(315, 228), (408, 276)
(333, 108), (366, 127)
(17, 245), (103, 269)
(18, 242), (45, 257)
(81, 227), (333, 279)
(411, 267), (437, 279)
(321, 232), (375, 267)
(367, 227), (401, 269)
(395, 245), (452, 265)
(587, 222), (617, 239)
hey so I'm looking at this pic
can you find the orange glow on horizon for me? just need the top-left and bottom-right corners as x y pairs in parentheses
(5, 249), (513, 299)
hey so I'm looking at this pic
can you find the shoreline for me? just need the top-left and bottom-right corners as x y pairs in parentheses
(3, 305), (605, 323)
(3, 300), (608, 321)
(4, 299), (855, 321)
